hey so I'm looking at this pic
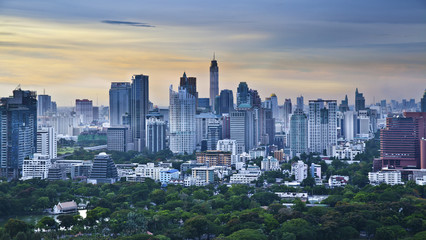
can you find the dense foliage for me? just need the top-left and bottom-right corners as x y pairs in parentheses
(0, 178), (425, 240)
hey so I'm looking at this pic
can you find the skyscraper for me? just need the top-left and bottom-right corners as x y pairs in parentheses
(421, 89), (426, 112)
(130, 74), (149, 152)
(270, 94), (278, 119)
(339, 95), (349, 112)
(296, 95), (304, 111)
(0, 88), (37, 178)
(37, 93), (52, 117)
(169, 85), (196, 154)
(308, 99), (337, 155)
(75, 99), (93, 125)
(355, 88), (365, 112)
(217, 89), (234, 115)
(210, 54), (219, 110)
(283, 98), (292, 132)
(146, 116), (166, 153)
(290, 108), (308, 157)
(109, 82), (131, 126)
(237, 82), (250, 107)
(37, 127), (57, 159)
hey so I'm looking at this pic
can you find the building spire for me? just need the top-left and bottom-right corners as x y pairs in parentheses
(213, 52), (215, 60)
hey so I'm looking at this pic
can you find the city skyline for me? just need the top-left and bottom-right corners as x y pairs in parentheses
(1, 0), (425, 106)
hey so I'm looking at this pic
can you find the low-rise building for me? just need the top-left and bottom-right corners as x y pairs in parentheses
(196, 150), (232, 167)
(230, 165), (261, 184)
(135, 162), (170, 181)
(53, 201), (78, 214)
(22, 154), (51, 180)
(160, 169), (180, 184)
(192, 167), (215, 184)
(368, 171), (403, 186)
(328, 175), (349, 188)
(275, 192), (308, 202)
(332, 141), (365, 160)
(261, 156), (280, 171)
(415, 176), (426, 185)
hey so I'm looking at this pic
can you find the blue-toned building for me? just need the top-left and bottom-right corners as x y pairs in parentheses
(109, 82), (131, 126)
(0, 88), (37, 179)
(160, 169), (180, 184)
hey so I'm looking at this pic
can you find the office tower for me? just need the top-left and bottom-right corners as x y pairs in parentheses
(237, 82), (250, 107)
(75, 99), (93, 125)
(207, 123), (222, 150)
(230, 110), (255, 153)
(355, 88), (365, 112)
(221, 114), (231, 139)
(92, 106), (99, 122)
(198, 98), (210, 110)
(296, 95), (304, 111)
(195, 113), (221, 146)
(109, 82), (131, 126)
(357, 110), (370, 139)
(107, 126), (131, 152)
(264, 108), (275, 145)
(250, 89), (262, 108)
(37, 93), (52, 117)
(210, 54), (219, 110)
(343, 111), (356, 141)
(421, 90), (426, 112)
(290, 108), (308, 157)
(308, 99), (337, 155)
(380, 112), (426, 169)
(146, 117), (166, 153)
(283, 98), (292, 131)
(0, 88), (37, 178)
(169, 85), (196, 154)
(51, 101), (57, 114)
(270, 94), (279, 119)
(339, 95), (349, 112)
(88, 152), (119, 184)
(130, 74), (149, 152)
(36, 127), (57, 159)
(217, 89), (234, 115)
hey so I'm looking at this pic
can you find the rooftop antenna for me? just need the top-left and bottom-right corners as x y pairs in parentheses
(213, 52), (216, 60)
(15, 84), (21, 90)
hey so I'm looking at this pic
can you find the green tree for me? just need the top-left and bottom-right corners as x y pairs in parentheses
(149, 189), (167, 205)
(374, 227), (395, 240)
(4, 219), (29, 238)
(281, 218), (316, 240)
(184, 215), (214, 240)
(226, 229), (267, 240)
(36, 216), (57, 231)
(57, 214), (75, 230)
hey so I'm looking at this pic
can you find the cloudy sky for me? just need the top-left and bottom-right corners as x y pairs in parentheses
(1, 0), (425, 106)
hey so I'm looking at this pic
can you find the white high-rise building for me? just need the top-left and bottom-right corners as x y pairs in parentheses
(22, 154), (51, 180)
(343, 111), (356, 141)
(37, 127), (57, 159)
(308, 99), (337, 155)
(291, 160), (308, 182)
(169, 85), (196, 154)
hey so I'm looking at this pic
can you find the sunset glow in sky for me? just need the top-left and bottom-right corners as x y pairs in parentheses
(1, 0), (425, 106)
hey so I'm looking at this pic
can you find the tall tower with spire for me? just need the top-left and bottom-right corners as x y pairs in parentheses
(210, 53), (219, 112)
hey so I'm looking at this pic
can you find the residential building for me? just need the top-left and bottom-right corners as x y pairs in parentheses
(135, 162), (170, 181)
(310, 163), (321, 179)
(368, 171), (402, 185)
(261, 156), (280, 171)
(192, 167), (215, 184)
(160, 169), (180, 184)
(308, 99), (337, 155)
(230, 165), (261, 184)
(217, 89), (233, 115)
(328, 175), (349, 188)
(22, 154), (51, 180)
(291, 160), (308, 182)
(169, 85), (196, 154)
(36, 127), (57, 159)
(145, 117), (166, 153)
(196, 150), (232, 167)
(0, 88), (37, 179)
(332, 141), (365, 160)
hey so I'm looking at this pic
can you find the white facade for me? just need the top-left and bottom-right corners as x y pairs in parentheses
(415, 176), (426, 186)
(261, 156), (280, 171)
(249, 147), (267, 159)
(328, 175), (349, 188)
(195, 113), (221, 146)
(291, 160), (308, 182)
(368, 171), (402, 186)
(169, 86), (196, 154)
(217, 139), (239, 164)
(22, 154), (51, 180)
(230, 165), (261, 184)
(332, 141), (365, 160)
(308, 100), (337, 154)
(135, 163), (170, 181)
(146, 117), (166, 153)
(37, 127), (57, 159)
(310, 163), (321, 179)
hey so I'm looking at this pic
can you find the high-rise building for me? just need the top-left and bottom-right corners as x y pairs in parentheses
(270, 94), (279, 120)
(237, 82), (250, 107)
(296, 96), (304, 111)
(355, 88), (365, 112)
(36, 127), (57, 159)
(207, 123), (222, 150)
(308, 99), (337, 155)
(210, 54), (219, 110)
(283, 98), (292, 131)
(291, 160), (308, 182)
(107, 126), (131, 152)
(195, 113), (221, 146)
(290, 108), (308, 157)
(380, 112), (426, 169)
(217, 89), (234, 115)
(109, 82), (131, 126)
(230, 110), (256, 153)
(339, 95), (349, 112)
(88, 152), (119, 184)
(196, 150), (231, 167)
(169, 85), (196, 154)
(421, 89), (426, 112)
(0, 88), (37, 178)
(75, 99), (93, 125)
(37, 94), (52, 117)
(130, 74), (149, 152)
(146, 117), (166, 153)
